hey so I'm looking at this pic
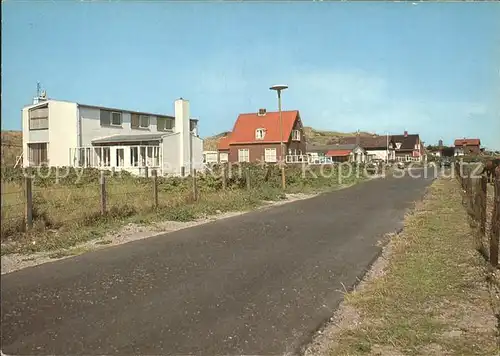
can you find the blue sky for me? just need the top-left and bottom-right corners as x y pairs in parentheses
(2, 1), (500, 149)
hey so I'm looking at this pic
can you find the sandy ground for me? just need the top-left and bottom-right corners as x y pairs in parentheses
(1, 192), (318, 275)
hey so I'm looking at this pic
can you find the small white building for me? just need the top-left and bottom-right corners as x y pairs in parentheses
(203, 151), (219, 164)
(22, 96), (203, 176)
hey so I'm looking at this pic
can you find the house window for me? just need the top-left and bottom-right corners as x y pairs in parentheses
(100, 110), (122, 127)
(111, 112), (122, 126)
(264, 148), (277, 163)
(190, 120), (197, 132)
(157, 116), (174, 131)
(131, 114), (150, 129)
(238, 149), (249, 162)
(116, 148), (124, 167)
(29, 105), (49, 130)
(130, 147), (139, 166)
(28, 143), (48, 166)
(292, 130), (301, 141)
(97, 147), (111, 167)
(140, 115), (149, 128)
(219, 152), (229, 162)
(255, 128), (265, 140)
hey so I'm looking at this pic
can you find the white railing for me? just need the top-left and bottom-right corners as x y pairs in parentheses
(285, 155), (310, 164)
(395, 155), (421, 162)
(69, 145), (161, 176)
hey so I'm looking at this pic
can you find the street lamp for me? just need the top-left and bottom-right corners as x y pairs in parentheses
(270, 84), (288, 190)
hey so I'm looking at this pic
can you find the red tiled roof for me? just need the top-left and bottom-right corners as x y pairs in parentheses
(228, 110), (300, 144)
(217, 135), (231, 150)
(454, 138), (480, 146)
(326, 149), (351, 157)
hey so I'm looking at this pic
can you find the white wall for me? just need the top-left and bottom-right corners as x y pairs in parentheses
(191, 136), (204, 171)
(161, 133), (180, 175)
(28, 129), (49, 143)
(366, 149), (395, 161)
(48, 101), (78, 166)
(22, 107), (30, 167)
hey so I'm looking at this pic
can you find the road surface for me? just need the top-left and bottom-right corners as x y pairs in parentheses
(1, 169), (435, 355)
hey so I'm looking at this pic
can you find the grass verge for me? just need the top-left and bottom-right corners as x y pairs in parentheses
(320, 177), (499, 356)
(1, 187), (287, 255)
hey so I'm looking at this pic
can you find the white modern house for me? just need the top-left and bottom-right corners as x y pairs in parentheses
(22, 94), (203, 176)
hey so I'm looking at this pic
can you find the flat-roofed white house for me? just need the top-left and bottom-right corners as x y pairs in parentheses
(22, 95), (203, 176)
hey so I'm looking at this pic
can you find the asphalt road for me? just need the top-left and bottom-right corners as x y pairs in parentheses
(1, 168), (435, 355)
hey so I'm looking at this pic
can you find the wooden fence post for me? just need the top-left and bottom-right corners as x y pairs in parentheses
(246, 168), (251, 190)
(145, 166), (149, 179)
(490, 174), (500, 268)
(152, 169), (158, 208)
(480, 175), (487, 236)
(222, 165), (227, 190)
(192, 169), (198, 201)
(100, 171), (107, 215)
(467, 170), (473, 216)
(24, 175), (33, 230)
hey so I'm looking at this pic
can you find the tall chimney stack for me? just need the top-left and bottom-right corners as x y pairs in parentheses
(175, 98), (191, 175)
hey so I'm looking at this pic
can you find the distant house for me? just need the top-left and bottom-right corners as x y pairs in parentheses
(338, 135), (396, 162)
(391, 132), (424, 162)
(307, 143), (367, 163)
(216, 109), (306, 164)
(454, 138), (481, 156)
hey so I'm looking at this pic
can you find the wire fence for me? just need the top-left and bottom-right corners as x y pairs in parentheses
(455, 162), (500, 267)
(1, 162), (384, 242)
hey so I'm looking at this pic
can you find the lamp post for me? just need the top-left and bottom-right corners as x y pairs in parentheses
(270, 84), (288, 190)
(386, 132), (389, 163)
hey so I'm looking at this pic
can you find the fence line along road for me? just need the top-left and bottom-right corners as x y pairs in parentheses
(455, 162), (500, 268)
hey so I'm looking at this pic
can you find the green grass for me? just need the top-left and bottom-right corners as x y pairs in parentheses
(327, 178), (499, 356)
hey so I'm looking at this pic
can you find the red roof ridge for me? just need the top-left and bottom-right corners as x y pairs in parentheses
(224, 110), (301, 146)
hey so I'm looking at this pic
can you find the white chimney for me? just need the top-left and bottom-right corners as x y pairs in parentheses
(175, 98), (191, 175)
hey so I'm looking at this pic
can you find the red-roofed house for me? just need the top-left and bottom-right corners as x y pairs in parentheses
(454, 138), (481, 156)
(217, 109), (306, 163)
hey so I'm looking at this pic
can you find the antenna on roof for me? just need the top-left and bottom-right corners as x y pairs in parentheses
(33, 82), (47, 104)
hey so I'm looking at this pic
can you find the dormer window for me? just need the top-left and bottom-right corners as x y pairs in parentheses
(292, 129), (301, 141)
(255, 128), (265, 140)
